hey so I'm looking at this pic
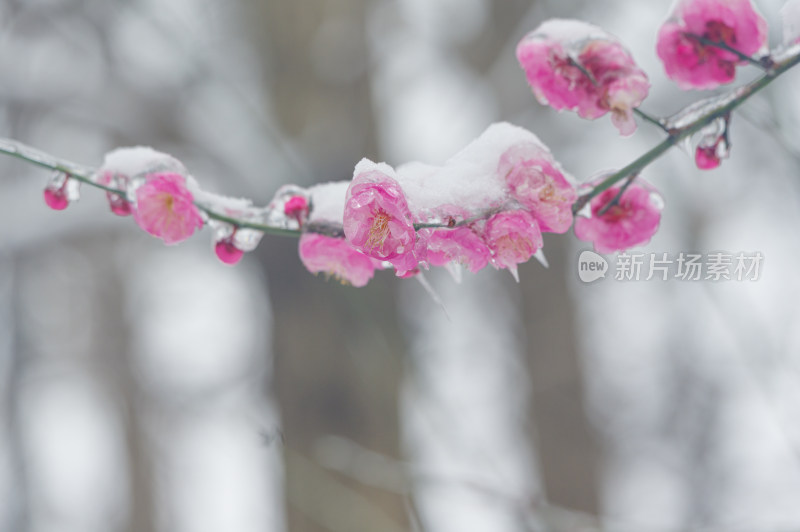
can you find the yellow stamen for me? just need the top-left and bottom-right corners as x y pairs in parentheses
(365, 211), (391, 252)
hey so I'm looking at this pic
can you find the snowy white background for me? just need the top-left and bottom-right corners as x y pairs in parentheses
(1, 0), (800, 531)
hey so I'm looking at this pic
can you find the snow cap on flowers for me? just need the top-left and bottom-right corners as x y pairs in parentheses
(343, 160), (418, 271)
(134, 172), (204, 245)
(299, 233), (381, 287)
(97, 146), (188, 217)
(516, 19), (650, 136)
(574, 179), (663, 254)
(656, 0), (768, 90)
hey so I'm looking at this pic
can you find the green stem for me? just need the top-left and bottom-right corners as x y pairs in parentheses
(201, 210), (302, 237)
(633, 108), (669, 134)
(574, 49), (800, 214)
(596, 172), (639, 216)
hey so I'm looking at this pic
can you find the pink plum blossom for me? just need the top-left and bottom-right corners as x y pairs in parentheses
(498, 142), (577, 233)
(133, 172), (204, 245)
(343, 168), (418, 271)
(574, 181), (663, 254)
(298, 233), (381, 287)
(656, 0), (768, 90)
(482, 210), (543, 278)
(420, 227), (491, 273)
(516, 19), (650, 136)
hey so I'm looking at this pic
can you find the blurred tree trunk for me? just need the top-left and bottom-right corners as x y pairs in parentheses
(522, 237), (600, 514)
(1, 259), (30, 532)
(243, 1), (408, 530)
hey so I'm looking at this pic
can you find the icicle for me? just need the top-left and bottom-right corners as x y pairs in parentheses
(414, 273), (450, 320)
(444, 262), (463, 284)
(533, 249), (549, 269)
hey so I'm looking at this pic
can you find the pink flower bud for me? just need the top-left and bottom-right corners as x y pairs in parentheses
(43, 172), (78, 211)
(134, 172), (204, 245)
(97, 171), (132, 216)
(656, 0), (768, 90)
(695, 144), (722, 169)
(284, 195), (309, 223)
(298, 233), (381, 287)
(498, 142), (577, 234)
(574, 181), (663, 254)
(43, 188), (69, 210)
(214, 238), (245, 265)
(343, 167), (418, 271)
(516, 19), (650, 136)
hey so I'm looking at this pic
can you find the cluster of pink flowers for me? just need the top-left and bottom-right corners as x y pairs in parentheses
(41, 119), (668, 286)
(298, 123), (576, 285)
(516, 19), (650, 136)
(45, 0), (796, 285)
(46, 159), (205, 247)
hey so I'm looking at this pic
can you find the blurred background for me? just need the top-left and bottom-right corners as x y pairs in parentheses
(2, 0), (800, 531)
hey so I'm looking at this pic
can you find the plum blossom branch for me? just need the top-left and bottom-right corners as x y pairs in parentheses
(0, 139), (504, 240)
(573, 46), (800, 215)
(0, 138), (303, 238)
(1, 1), (799, 282)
